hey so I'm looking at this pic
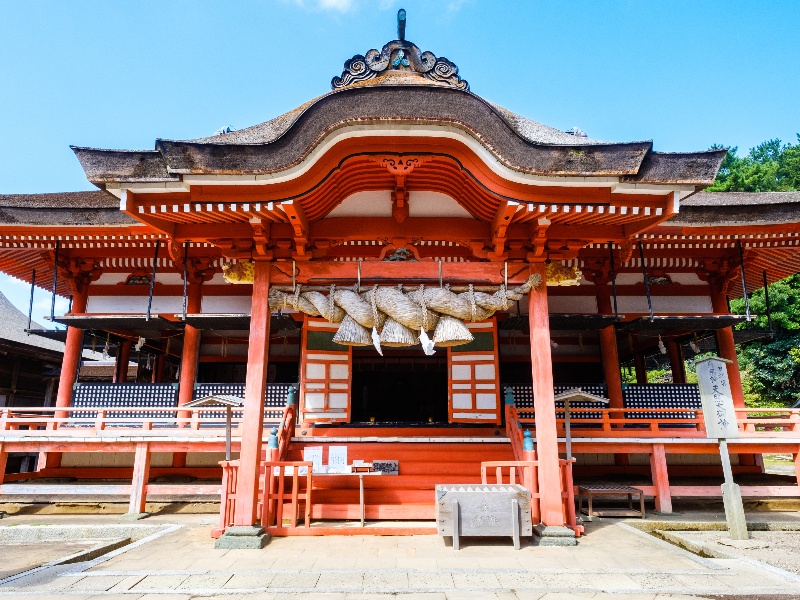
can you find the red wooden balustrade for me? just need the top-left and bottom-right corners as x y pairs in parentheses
(505, 404), (525, 460)
(261, 461), (312, 529)
(3, 404), (796, 438)
(277, 404), (296, 460)
(218, 460), (239, 535)
(480, 458), (580, 534)
(0, 406), (285, 432)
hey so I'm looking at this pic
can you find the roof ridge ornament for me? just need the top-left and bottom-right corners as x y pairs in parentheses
(331, 8), (468, 91)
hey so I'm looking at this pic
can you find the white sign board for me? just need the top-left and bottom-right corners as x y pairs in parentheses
(327, 446), (348, 468)
(696, 356), (740, 439)
(303, 446), (324, 471)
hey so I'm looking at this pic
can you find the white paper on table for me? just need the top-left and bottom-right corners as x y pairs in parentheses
(303, 446), (323, 470)
(328, 445), (348, 467)
(326, 465), (352, 474)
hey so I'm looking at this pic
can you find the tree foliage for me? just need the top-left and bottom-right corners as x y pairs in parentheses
(707, 135), (800, 192)
(716, 136), (800, 406)
(731, 275), (800, 407)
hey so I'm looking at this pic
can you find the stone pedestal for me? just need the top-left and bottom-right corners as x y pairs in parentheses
(120, 512), (150, 521)
(532, 524), (578, 546)
(214, 525), (270, 549)
(721, 482), (749, 540)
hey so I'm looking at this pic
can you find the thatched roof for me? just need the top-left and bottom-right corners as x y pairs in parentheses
(72, 85), (723, 186)
(670, 192), (800, 226)
(0, 191), (136, 226)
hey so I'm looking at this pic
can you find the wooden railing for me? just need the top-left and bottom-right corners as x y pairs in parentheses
(217, 460), (239, 535)
(514, 406), (800, 437)
(736, 408), (800, 433)
(505, 403), (525, 461)
(481, 459), (540, 523)
(261, 461), (312, 529)
(516, 407), (706, 436)
(559, 458), (578, 532)
(216, 404), (308, 535)
(277, 404), (296, 460)
(0, 406), (285, 434)
(480, 458), (579, 533)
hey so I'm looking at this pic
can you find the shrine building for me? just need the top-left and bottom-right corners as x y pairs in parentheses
(0, 12), (798, 544)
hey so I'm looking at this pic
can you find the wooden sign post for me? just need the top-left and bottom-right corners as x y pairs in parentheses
(696, 356), (748, 540)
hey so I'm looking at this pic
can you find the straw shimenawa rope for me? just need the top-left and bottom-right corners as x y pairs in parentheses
(268, 273), (542, 349)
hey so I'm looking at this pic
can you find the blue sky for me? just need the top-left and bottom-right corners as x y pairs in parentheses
(1, 0), (798, 321)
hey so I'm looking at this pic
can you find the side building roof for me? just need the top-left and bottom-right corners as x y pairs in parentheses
(672, 192), (800, 226)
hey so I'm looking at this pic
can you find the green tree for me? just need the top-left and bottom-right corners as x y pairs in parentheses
(707, 135), (800, 192)
(730, 269), (800, 407)
(710, 135), (800, 406)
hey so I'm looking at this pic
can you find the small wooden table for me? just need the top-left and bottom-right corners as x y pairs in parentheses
(315, 470), (381, 526)
(577, 485), (645, 518)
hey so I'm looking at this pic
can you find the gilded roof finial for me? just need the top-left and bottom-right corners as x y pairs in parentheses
(397, 9), (406, 41)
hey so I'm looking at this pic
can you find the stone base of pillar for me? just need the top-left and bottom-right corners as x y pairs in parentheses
(532, 524), (578, 546)
(120, 512), (150, 521)
(214, 525), (270, 549)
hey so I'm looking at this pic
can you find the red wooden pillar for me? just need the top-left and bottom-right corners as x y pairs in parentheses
(633, 352), (648, 384)
(178, 283), (203, 407)
(54, 288), (89, 411)
(173, 283), (202, 468)
(527, 263), (564, 526)
(0, 443), (7, 485)
(115, 341), (132, 383)
(595, 285), (623, 410)
(43, 288), (89, 470)
(793, 450), (800, 487)
(650, 443), (672, 513)
(152, 355), (165, 383)
(596, 284), (628, 465)
(667, 340), (685, 384)
(233, 261), (271, 527)
(710, 285), (745, 409)
(127, 442), (151, 517)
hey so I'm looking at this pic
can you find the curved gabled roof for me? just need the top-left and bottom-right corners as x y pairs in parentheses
(72, 84), (724, 186)
(70, 25), (725, 189)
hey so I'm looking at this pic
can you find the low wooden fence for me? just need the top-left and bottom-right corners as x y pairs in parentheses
(513, 406), (800, 437)
(0, 405), (285, 433)
(501, 404), (580, 533)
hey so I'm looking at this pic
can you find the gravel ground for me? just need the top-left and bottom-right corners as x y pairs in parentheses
(679, 530), (800, 575)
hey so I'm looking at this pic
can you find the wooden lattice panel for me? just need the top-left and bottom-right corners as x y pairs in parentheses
(71, 383), (178, 419)
(192, 382), (293, 419)
(503, 384), (607, 419)
(448, 320), (501, 425)
(300, 317), (351, 423)
(622, 384), (700, 420)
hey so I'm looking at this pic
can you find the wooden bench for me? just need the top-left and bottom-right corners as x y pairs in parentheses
(577, 485), (645, 518)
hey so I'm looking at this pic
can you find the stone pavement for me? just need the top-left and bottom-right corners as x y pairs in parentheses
(1, 513), (799, 599)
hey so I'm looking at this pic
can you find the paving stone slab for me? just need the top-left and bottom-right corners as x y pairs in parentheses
(131, 574), (189, 590)
(315, 571), (365, 591)
(269, 571), (321, 589)
(224, 572), (276, 589)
